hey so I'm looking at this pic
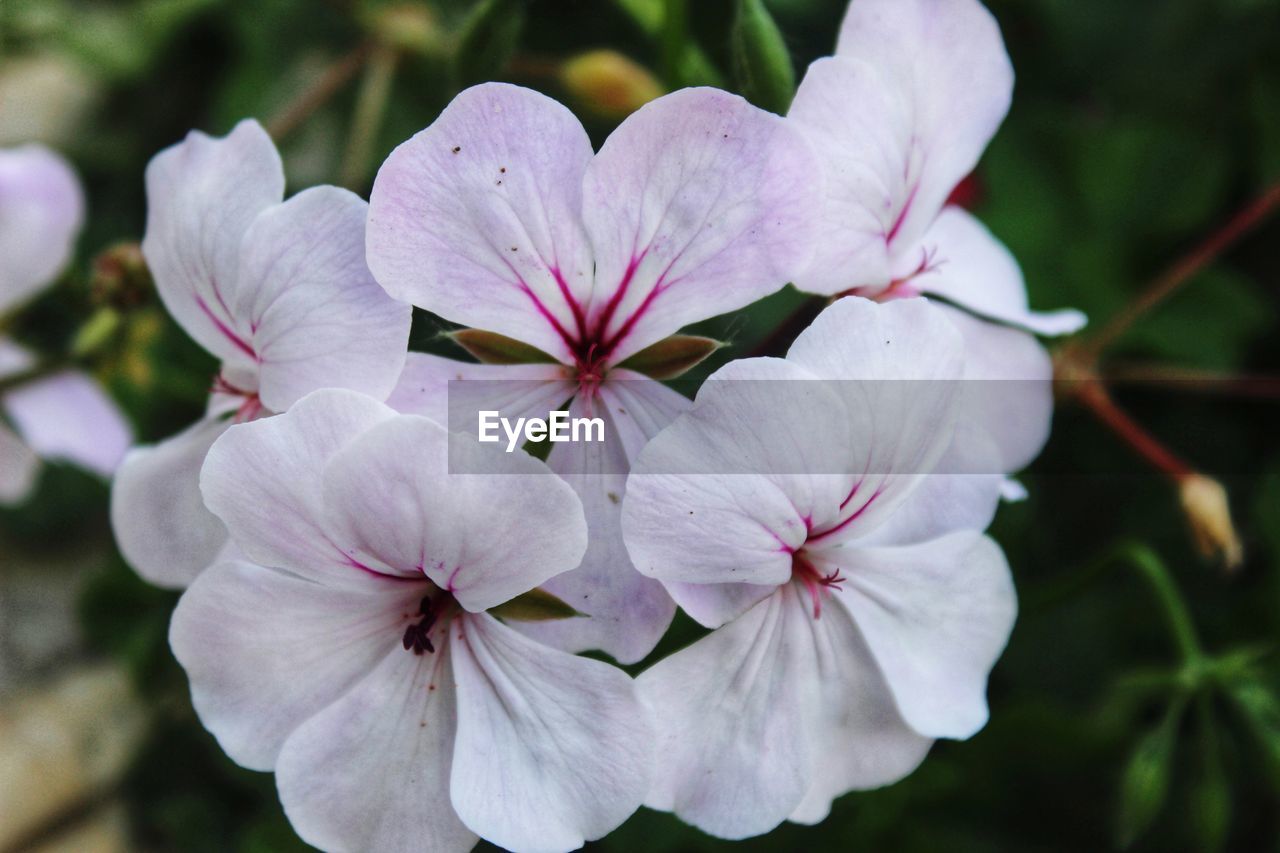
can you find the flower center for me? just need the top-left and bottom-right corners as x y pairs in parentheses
(572, 340), (611, 399)
(211, 373), (263, 423)
(401, 591), (456, 655)
(791, 550), (846, 620)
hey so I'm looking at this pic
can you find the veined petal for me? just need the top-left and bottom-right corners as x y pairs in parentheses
(0, 419), (39, 505)
(3, 369), (131, 477)
(787, 596), (933, 823)
(516, 392), (676, 664)
(0, 145), (84, 312)
(275, 633), (474, 853)
(825, 531), (1016, 739)
(791, 0), (1012, 295)
(234, 186), (411, 411)
(200, 389), (396, 583)
(912, 207), (1086, 336)
(786, 297), (964, 543)
(385, 352), (573, 433)
(111, 415), (231, 589)
(170, 559), (422, 770)
(320, 415), (587, 611)
(662, 579), (775, 629)
(583, 88), (822, 363)
(638, 585), (820, 839)
(450, 612), (652, 852)
(142, 119), (284, 364)
(367, 83), (595, 363)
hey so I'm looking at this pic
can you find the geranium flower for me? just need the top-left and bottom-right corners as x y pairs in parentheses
(110, 120), (411, 587)
(366, 82), (821, 663)
(620, 297), (1017, 838)
(0, 145), (131, 504)
(171, 389), (652, 853)
(787, 0), (1086, 477)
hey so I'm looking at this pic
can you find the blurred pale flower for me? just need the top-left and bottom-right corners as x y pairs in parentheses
(621, 297), (1016, 838)
(788, 0), (1086, 476)
(110, 120), (411, 587)
(171, 389), (652, 853)
(0, 145), (131, 504)
(366, 82), (821, 663)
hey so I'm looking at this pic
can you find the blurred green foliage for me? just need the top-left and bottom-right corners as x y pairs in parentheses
(2, 0), (1279, 849)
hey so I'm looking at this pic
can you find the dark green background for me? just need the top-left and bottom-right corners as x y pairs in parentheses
(2, 0), (1278, 849)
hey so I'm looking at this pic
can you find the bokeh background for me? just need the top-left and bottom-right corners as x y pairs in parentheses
(1, 0), (1279, 850)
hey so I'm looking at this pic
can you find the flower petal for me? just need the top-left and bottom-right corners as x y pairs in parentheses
(275, 633), (475, 853)
(3, 369), (131, 477)
(320, 415), (588, 611)
(111, 415), (230, 588)
(142, 119), (283, 364)
(199, 389), (396, 582)
(825, 531), (1016, 739)
(623, 358), (855, 587)
(638, 585), (821, 839)
(515, 392), (676, 664)
(785, 297), (964, 543)
(450, 612), (652, 852)
(0, 145), (83, 312)
(368, 83), (595, 363)
(170, 559), (422, 770)
(234, 186), (412, 411)
(582, 88), (821, 363)
(384, 352), (573, 432)
(0, 419), (39, 505)
(789, 0), (1012, 293)
(913, 207), (1086, 335)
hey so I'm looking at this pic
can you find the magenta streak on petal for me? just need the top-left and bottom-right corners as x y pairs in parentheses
(445, 564), (463, 594)
(550, 265), (588, 342)
(195, 294), (258, 361)
(838, 481), (861, 511)
(342, 554), (421, 582)
(806, 487), (884, 545)
(497, 253), (579, 353)
(590, 251), (646, 352)
(884, 183), (919, 247)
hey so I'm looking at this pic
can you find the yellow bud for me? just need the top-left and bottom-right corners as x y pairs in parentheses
(364, 3), (443, 57)
(1178, 473), (1244, 571)
(559, 50), (663, 119)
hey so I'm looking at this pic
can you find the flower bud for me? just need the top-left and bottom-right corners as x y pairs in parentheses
(559, 50), (663, 119)
(89, 242), (152, 310)
(1178, 473), (1244, 571)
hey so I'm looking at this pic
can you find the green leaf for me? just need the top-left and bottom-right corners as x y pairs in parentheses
(453, 0), (527, 87)
(449, 328), (558, 365)
(1227, 679), (1280, 792)
(730, 0), (795, 114)
(617, 334), (722, 379)
(488, 587), (583, 622)
(1191, 702), (1231, 853)
(1117, 697), (1185, 848)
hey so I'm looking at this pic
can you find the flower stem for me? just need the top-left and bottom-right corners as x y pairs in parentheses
(338, 41), (399, 191)
(660, 0), (687, 87)
(266, 41), (374, 142)
(1079, 181), (1280, 362)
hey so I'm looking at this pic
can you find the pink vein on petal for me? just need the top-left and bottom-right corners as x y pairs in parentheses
(195, 294), (258, 361)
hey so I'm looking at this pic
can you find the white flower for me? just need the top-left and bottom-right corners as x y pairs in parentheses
(366, 82), (822, 663)
(171, 388), (652, 853)
(110, 120), (412, 587)
(0, 145), (131, 504)
(787, 0), (1086, 476)
(620, 297), (1017, 838)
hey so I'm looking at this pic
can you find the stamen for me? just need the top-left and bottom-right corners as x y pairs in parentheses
(792, 552), (846, 619)
(403, 595), (442, 655)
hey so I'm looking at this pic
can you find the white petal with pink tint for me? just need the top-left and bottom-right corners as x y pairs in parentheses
(582, 88), (821, 363)
(234, 186), (411, 411)
(0, 419), (39, 505)
(450, 612), (652, 851)
(3, 369), (131, 477)
(0, 145), (84, 311)
(142, 119), (283, 364)
(368, 84), (595, 363)
(170, 559), (420, 770)
(111, 415), (231, 588)
(319, 415), (587, 611)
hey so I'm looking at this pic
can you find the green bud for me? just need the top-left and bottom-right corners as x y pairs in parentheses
(730, 0), (795, 114)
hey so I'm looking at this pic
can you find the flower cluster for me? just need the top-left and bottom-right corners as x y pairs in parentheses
(99, 0), (1084, 849)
